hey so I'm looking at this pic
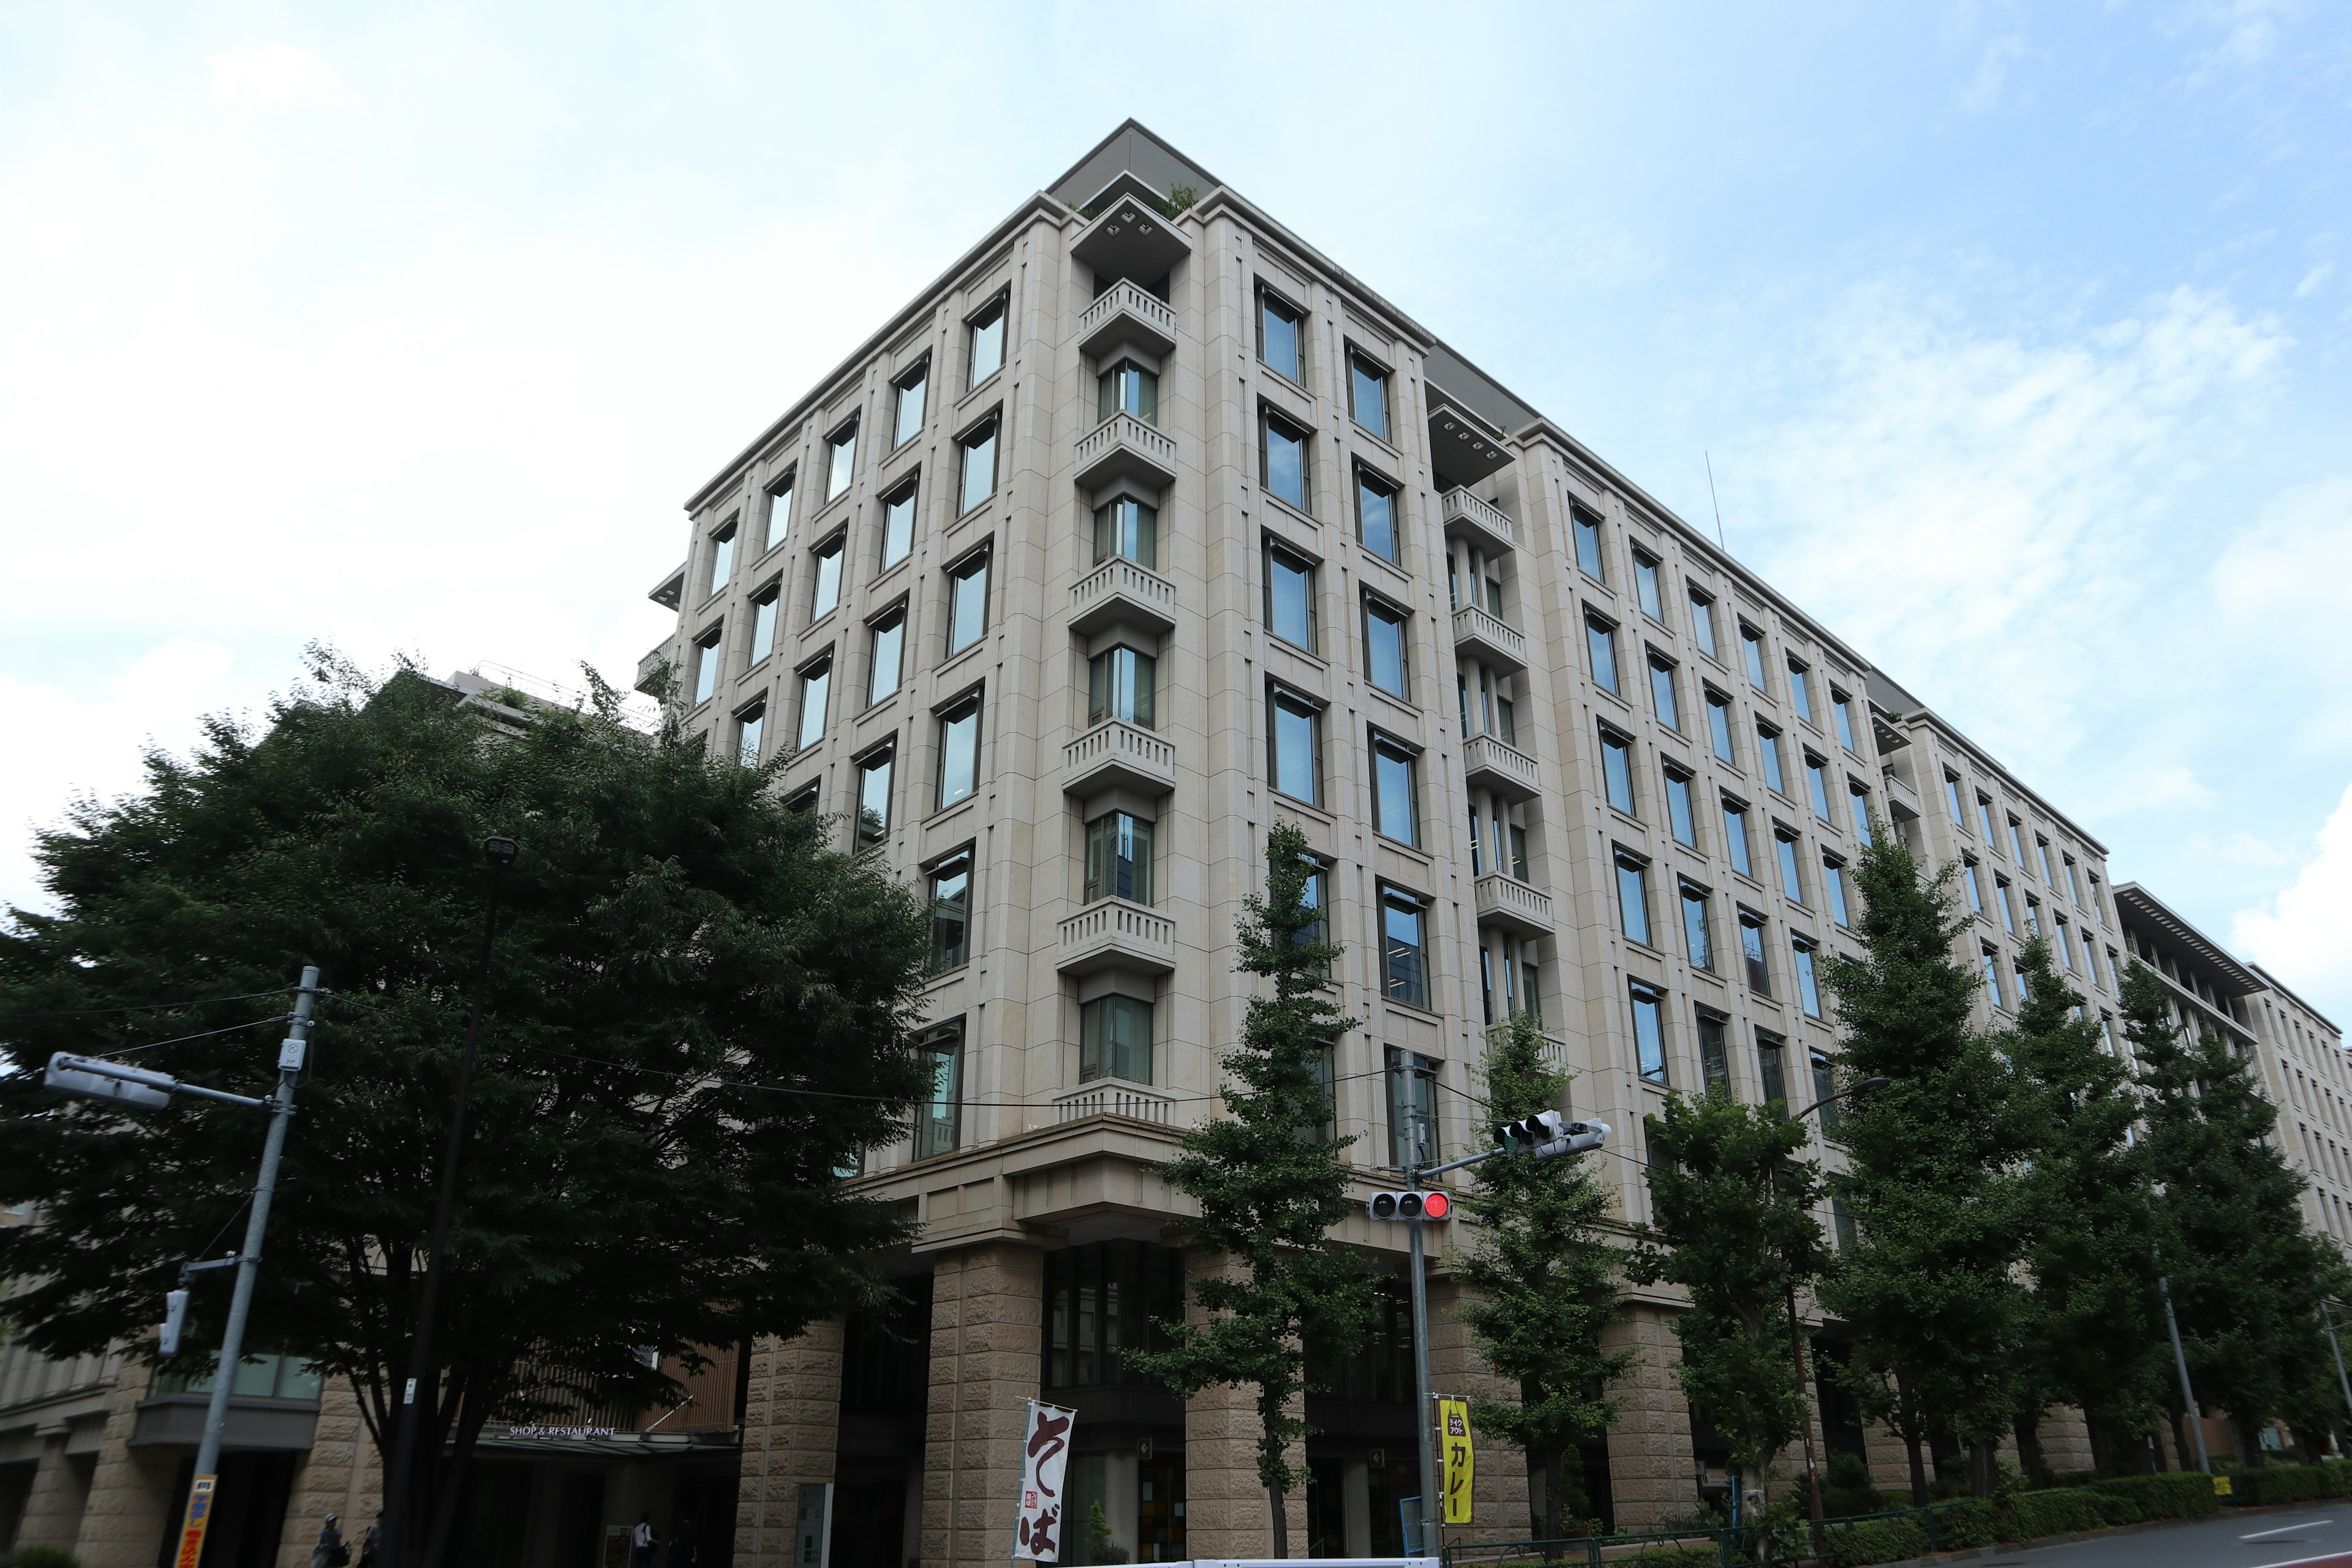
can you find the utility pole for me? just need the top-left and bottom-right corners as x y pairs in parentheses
(2160, 1272), (2211, 1474)
(2323, 1299), (2352, 1453)
(1406, 1199), (1437, 1561)
(1786, 1075), (1888, 1545)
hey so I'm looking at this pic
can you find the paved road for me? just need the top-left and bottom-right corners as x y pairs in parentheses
(1961, 1508), (2352, 1568)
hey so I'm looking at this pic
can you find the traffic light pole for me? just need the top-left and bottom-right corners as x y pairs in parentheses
(1407, 1198), (1438, 1562)
(2160, 1272), (2210, 1474)
(2324, 1299), (2352, 1453)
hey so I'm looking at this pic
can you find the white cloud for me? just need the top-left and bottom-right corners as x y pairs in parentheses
(2234, 776), (2352, 1011)
(208, 44), (352, 117)
(2211, 476), (2352, 745)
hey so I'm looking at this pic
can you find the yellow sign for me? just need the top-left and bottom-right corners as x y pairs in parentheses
(1439, 1398), (1474, 1525)
(2213, 1474), (2234, 1496)
(174, 1475), (216, 1568)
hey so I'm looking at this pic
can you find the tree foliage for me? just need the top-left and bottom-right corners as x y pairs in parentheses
(0, 655), (933, 1562)
(1126, 821), (1375, 1555)
(1453, 1012), (1630, 1541)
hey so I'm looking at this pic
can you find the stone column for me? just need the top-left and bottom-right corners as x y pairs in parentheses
(1176, 1246), (1300, 1562)
(13, 1433), (92, 1553)
(1601, 1303), (1694, 1532)
(274, 1379), (375, 1568)
(2035, 1408), (2094, 1476)
(1426, 1276), (1529, 1547)
(734, 1319), (846, 1568)
(922, 1242), (1044, 1568)
(69, 1369), (176, 1568)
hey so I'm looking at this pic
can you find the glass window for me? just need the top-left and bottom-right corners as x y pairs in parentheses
(1260, 290), (1302, 383)
(1572, 507), (1605, 581)
(2065, 855), (2083, 903)
(1099, 359), (1158, 424)
(1740, 911), (1770, 994)
(1981, 947), (2003, 1009)
(1665, 767), (1697, 846)
(796, 657), (831, 750)
(1350, 353), (1390, 440)
(1758, 725), (1786, 793)
(913, 1025), (961, 1157)
(1758, 1033), (1789, 1110)
(1776, 829), (1804, 905)
(1634, 553), (1665, 621)
(2056, 916), (2075, 970)
(1724, 799), (1754, 877)
(1267, 545), (1317, 650)
(2008, 815), (2027, 865)
(1824, 856), (1850, 926)
(1387, 1047), (1439, 1165)
(1630, 982), (1667, 1084)
(2025, 895), (2042, 937)
(1689, 588), (1717, 657)
(937, 699), (981, 809)
(1812, 1050), (1840, 1133)
(1996, 876), (2015, 932)
(1616, 854), (1651, 946)
(880, 481), (918, 568)
(948, 551), (989, 654)
(868, 610), (905, 706)
(1963, 858), (1985, 912)
(1833, 691), (1859, 752)
(2037, 837), (2057, 886)
(1297, 862), (1330, 967)
(1509, 823), (1529, 880)
(1707, 691), (1735, 763)
(765, 476), (794, 552)
(1357, 470), (1398, 562)
(810, 534), (844, 620)
(1945, 772), (1967, 824)
(750, 587), (780, 666)
(1466, 806), (1483, 876)
(959, 421), (998, 513)
(1088, 646), (1156, 729)
(967, 299), (1005, 387)
(1977, 793), (1998, 846)
(893, 363), (927, 447)
(1600, 726), (1636, 815)
(1648, 655), (1681, 729)
(707, 521), (736, 598)
(1084, 811), (1156, 905)
(856, 747), (893, 846)
(1849, 783), (1874, 846)
(1586, 616), (1620, 694)
(1094, 496), (1158, 568)
(1371, 737), (1419, 846)
(1806, 756), (1834, 823)
(1080, 995), (1153, 1084)
(1270, 688), (1319, 804)
(1383, 894), (1428, 1009)
(1698, 1013), (1730, 1090)
(1263, 411), (1309, 511)
(735, 704), (764, 767)
(1741, 626), (1769, 692)
(929, 854), (971, 970)
(1683, 884), (1714, 971)
(826, 422), (858, 501)
(1787, 659), (1815, 724)
(1364, 598), (1408, 699)
(1793, 940), (1823, 1019)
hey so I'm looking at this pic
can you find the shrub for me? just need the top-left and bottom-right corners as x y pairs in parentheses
(6, 1548), (83, 1568)
(2226, 1463), (2352, 1506)
(1620, 1548), (1720, 1568)
(1928, 1498), (1997, 1549)
(1825, 1517), (1928, 1567)
(2086, 1472), (2220, 1520)
(1995, 1488), (2105, 1540)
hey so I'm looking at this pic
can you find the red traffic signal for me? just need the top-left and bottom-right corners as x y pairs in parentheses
(1368, 1189), (1452, 1221)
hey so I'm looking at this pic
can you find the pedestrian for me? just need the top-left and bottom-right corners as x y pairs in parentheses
(670, 1514), (698, 1568)
(311, 1513), (349, 1568)
(358, 1511), (382, 1568)
(631, 1511), (659, 1568)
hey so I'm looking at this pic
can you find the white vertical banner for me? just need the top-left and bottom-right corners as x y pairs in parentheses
(1013, 1398), (1079, 1562)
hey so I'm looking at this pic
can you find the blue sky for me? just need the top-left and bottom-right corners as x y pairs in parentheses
(2, 2), (2347, 1017)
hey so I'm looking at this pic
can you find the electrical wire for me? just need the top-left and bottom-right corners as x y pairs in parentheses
(108, 1016), (294, 1057)
(0, 987), (291, 1022)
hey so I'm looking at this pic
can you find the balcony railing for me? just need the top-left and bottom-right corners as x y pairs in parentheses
(1064, 718), (1177, 798)
(1079, 279), (1178, 361)
(634, 644), (673, 698)
(1461, 732), (1540, 802)
(1057, 899), (1178, 976)
(1055, 1082), (1180, 1126)
(1452, 603), (1528, 673)
(1075, 410), (1178, 493)
(1474, 873), (1554, 936)
(1442, 489), (1516, 555)
(1069, 554), (1178, 637)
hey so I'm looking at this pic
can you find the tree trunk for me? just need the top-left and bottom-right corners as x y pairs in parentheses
(2085, 1411), (2113, 1476)
(1968, 1439), (1996, 1498)
(2170, 1408), (2198, 1472)
(2133, 1434), (2157, 1475)
(1904, 1433), (1928, 1507)
(2013, 1415), (2049, 1488)
(1540, 1446), (1564, 1543)
(1267, 1481), (1287, 1559)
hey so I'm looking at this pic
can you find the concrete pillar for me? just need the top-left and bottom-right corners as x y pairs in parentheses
(69, 1368), (175, 1568)
(13, 1433), (93, 1553)
(922, 1242), (1044, 1568)
(1861, 1416), (1916, 1502)
(2036, 1408), (2094, 1477)
(275, 1379), (375, 1568)
(1601, 1303), (1694, 1532)
(1177, 1247), (1300, 1562)
(1426, 1276), (1529, 1547)
(733, 1321), (846, 1568)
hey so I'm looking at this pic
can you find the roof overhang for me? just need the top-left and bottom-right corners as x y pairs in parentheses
(1427, 388), (1513, 486)
(2113, 883), (2265, 996)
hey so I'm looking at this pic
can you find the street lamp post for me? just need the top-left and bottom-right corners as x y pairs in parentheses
(382, 835), (517, 1568)
(1785, 1076), (1889, 1533)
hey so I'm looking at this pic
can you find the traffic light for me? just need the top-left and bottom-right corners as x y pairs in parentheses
(1368, 1189), (1452, 1221)
(1493, 1112), (1610, 1158)
(160, 1288), (190, 1357)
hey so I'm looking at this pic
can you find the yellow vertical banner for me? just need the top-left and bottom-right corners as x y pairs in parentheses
(1439, 1398), (1474, 1525)
(174, 1475), (216, 1568)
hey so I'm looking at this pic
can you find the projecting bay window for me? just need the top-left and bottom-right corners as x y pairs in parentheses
(1080, 995), (1152, 1084)
(1083, 811), (1156, 906)
(913, 1022), (962, 1159)
(1387, 1047), (1440, 1167)
(1382, 889), (1429, 1009)
(1088, 646), (1156, 729)
(1099, 358), (1158, 424)
(1095, 496), (1158, 569)
(1630, 982), (1668, 1085)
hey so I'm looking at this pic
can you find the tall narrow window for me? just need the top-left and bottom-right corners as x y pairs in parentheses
(1088, 647), (1156, 729)
(810, 534), (845, 620)
(867, 609), (905, 706)
(1600, 726), (1636, 815)
(1382, 894), (1428, 1009)
(1371, 737), (1419, 846)
(1757, 1033), (1790, 1110)
(1270, 687), (1320, 805)
(2056, 916), (2075, 970)
(937, 698), (981, 809)
(1806, 756), (1834, 823)
(1586, 616), (1620, 695)
(1664, 766), (1697, 846)
(1741, 626), (1769, 692)
(735, 704), (765, 767)
(1787, 659), (1815, 724)
(1098, 359), (1158, 424)
(947, 550), (989, 654)
(1812, 1050), (1840, 1134)
(1084, 812), (1156, 905)
(1260, 290), (1302, 383)
(880, 480), (918, 568)
(1094, 496), (1158, 568)
(912, 1025), (962, 1158)
(967, 298), (1005, 387)
(1387, 1047), (1439, 1165)
(1849, 782), (1874, 846)
(1697, 1013), (1730, 1090)
(1364, 598), (1409, 699)
(2037, 837), (2057, 886)
(1634, 552), (1665, 622)
(2064, 855), (2083, 904)
(958, 420), (998, 513)
(1630, 982), (1667, 1084)
(1708, 692), (1736, 763)
(1757, 725), (1786, 793)
(1981, 946), (2003, 1009)
(892, 362), (927, 447)
(1963, 858), (1985, 913)
(1648, 655), (1681, 730)
(1723, 798), (1754, 877)
(856, 747), (893, 846)
(1357, 470), (1399, 562)
(1775, 829), (1804, 905)
(795, 657), (831, 751)
(1349, 353), (1390, 440)
(1996, 876), (2015, 933)
(1266, 545), (1317, 651)
(1740, 912), (1770, 995)
(1683, 884), (1714, 971)
(1509, 822), (1529, 880)
(1823, 855), (1851, 926)
(1572, 507), (1605, 582)
(1689, 587), (1718, 658)
(2008, 815), (2027, 866)
(750, 586), (780, 666)
(1466, 806), (1484, 876)
(707, 521), (736, 598)
(1616, 854), (1651, 946)
(1977, 793), (1998, 846)
(1793, 940), (1823, 1019)
(1262, 410), (1309, 511)
(1945, 772), (1967, 826)
(826, 421), (858, 501)
(1833, 690), (1859, 752)
(765, 475), (794, 552)
(1080, 995), (1152, 1084)
(929, 853), (971, 970)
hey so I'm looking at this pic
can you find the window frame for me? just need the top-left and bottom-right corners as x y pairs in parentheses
(891, 359), (929, 448)
(824, 418), (859, 502)
(734, 701), (766, 768)
(965, 293), (1008, 390)
(927, 848), (974, 971)
(1355, 464), (1401, 563)
(865, 603), (907, 707)
(1348, 349), (1392, 440)
(1380, 888), (1431, 1011)
(1362, 592), (1411, 700)
(1664, 764), (1698, 847)
(1647, 650), (1681, 730)
(1739, 909), (1771, 995)
(1615, 851), (1653, 948)
(1586, 613), (1621, 695)
(1257, 285), (1305, 385)
(1722, 795), (1754, 878)
(854, 740), (895, 847)
(1572, 506), (1606, 583)
(934, 692), (983, 811)
(706, 518), (737, 600)
(764, 472), (795, 552)
(878, 475), (919, 570)
(809, 530), (846, 623)
(911, 1020), (963, 1158)
(1740, 624), (1770, 693)
(1681, 882), (1715, 972)
(1261, 405), (1311, 513)
(1630, 981), (1668, 1085)
(1632, 551), (1666, 622)
(1369, 731), (1422, 848)
(1599, 723), (1637, 816)
(794, 652), (833, 752)
(1267, 682), (1324, 807)
(748, 582), (782, 668)
(1079, 993), (1154, 1085)
(1706, 688), (1736, 764)
(1264, 540), (1321, 653)
(956, 415), (1000, 515)
(946, 545), (990, 656)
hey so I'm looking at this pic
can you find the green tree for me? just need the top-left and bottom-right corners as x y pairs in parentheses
(0, 657), (933, 1564)
(1630, 1090), (1830, 1507)
(1817, 827), (2029, 1501)
(1126, 821), (1376, 1555)
(2128, 959), (2340, 1462)
(1453, 1012), (1632, 1542)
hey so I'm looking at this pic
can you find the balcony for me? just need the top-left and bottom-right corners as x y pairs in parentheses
(1441, 489), (1516, 556)
(1064, 719), (1177, 799)
(1055, 1081), (1180, 1126)
(1069, 555), (1178, 638)
(1069, 175), (1194, 288)
(633, 644), (673, 698)
(1057, 899), (1177, 977)
(648, 564), (685, 611)
(1880, 766), (1923, 821)
(1461, 733), (1540, 802)
(1452, 603), (1527, 673)
(1427, 388), (1513, 486)
(1079, 279), (1178, 363)
(1075, 411), (1178, 494)
(1474, 873), (1554, 937)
